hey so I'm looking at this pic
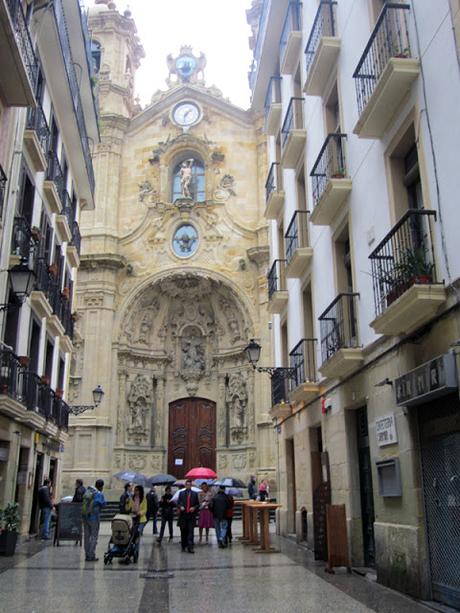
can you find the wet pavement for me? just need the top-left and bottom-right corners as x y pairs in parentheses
(0, 521), (434, 613)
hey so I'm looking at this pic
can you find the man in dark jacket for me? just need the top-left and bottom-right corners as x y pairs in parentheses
(119, 482), (133, 514)
(38, 478), (53, 540)
(146, 485), (159, 534)
(178, 479), (199, 553)
(247, 475), (257, 500)
(157, 485), (174, 544)
(210, 485), (230, 548)
(72, 479), (86, 503)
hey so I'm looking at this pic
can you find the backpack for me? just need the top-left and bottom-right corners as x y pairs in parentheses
(81, 488), (95, 518)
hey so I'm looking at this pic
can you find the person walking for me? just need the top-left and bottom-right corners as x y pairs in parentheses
(224, 493), (234, 546)
(157, 485), (174, 544)
(210, 485), (230, 548)
(38, 478), (53, 540)
(259, 479), (269, 502)
(82, 479), (106, 562)
(247, 475), (257, 500)
(177, 479), (199, 553)
(72, 479), (86, 503)
(146, 485), (159, 534)
(198, 482), (214, 544)
(127, 485), (148, 536)
(119, 482), (133, 514)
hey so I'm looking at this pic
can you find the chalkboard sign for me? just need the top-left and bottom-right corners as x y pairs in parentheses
(313, 481), (330, 561)
(53, 503), (82, 546)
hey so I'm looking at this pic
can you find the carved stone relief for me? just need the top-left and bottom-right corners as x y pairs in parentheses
(218, 454), (228, 470)
(127, 374), (153, 444)
(226, 371), (249, 444)
(232, 453), (247, 470)
(127, 454), (146, 470)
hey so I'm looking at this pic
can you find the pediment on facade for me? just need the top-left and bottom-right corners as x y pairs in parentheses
(129, 84), (254, 133)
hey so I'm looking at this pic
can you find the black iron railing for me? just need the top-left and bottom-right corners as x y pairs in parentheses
(59, 294), (74, 339)
(310, 133), (348, 206)
(11, 216), (33, 261)
(281, 97), (304, 150)
(353, 3), (412, 115)
(305, 1), (337, 77)
(0, 165), (7, 220)
(268, 259), (287, 300)
(285, 210), (309, 264)
(26, 104), (50, 162)
(34, 256), (52, 294)
(289, 338), (317, 391)
(264, 75), (282, 115)
(5, 0), (38, 91)
(319, 293), (360, 364)
(271, 368), (292, 406)
(280, 1), (302, 65)
(0, 349), (69, 429)
(265, 162), (282, 203)
(70, 221), (81, 255)
(47, 150), (66, 210)
(52, 0), (95, 195)
(62, 189), (75, 228)
(369, 209), (438, 317)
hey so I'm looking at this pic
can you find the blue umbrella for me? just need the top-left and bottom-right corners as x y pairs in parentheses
(113, 471), (147, 485)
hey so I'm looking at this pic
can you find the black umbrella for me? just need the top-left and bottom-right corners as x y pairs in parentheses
(214, 477), (246, 488)
(148, 473), (177, 486)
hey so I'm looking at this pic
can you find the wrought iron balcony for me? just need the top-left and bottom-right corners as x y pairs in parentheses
(52, 0), (95, 195)
(289, 338), (317, 391)
(281, 97), (304, 149)
(369, 209), (442, 317)
(319, 293), (360, 365)
(310, 133), (348, 205)
(70, 221), (81, 255)
(46, 150), (66, 210)
(285, 210), (309, 264)
(33, 256), (52, 295)
(281, 97), (306, 168)
(265, 162), (282, 203)
(4, 0), (38, 96)
(264, 76), (282, 134)
(11, 216), (33, 261)
(304, 1), (340, 97)
(280, 1), (302, 74)
(62, 189), (75, 228)
(271, 368), (292, 406)
(268, 259), (287, 300)
(0, 166), (7, 221)
(353, 4), (418, 138)
(25, 104), (50, 171)
(0, 349), (69, 429)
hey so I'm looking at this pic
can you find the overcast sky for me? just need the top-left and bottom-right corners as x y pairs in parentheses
(89, 0), (254, 110)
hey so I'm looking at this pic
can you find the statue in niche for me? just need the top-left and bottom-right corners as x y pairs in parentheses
(180, 159), (194, 198)
(226, 372), (248, 444)
(220, 299), (241, 342)
(182, 336), (205, 371)
(127, 375), (153, 444)
(136, 309), (154, 344)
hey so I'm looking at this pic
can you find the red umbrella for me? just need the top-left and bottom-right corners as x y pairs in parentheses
(185, 467), (217, 479)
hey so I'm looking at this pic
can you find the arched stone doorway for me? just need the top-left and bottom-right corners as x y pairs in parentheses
(168, 397), (216, 478)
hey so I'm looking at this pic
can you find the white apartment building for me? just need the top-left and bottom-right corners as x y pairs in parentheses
(0, 0), (98, 533)
(248, 0), (460, 608)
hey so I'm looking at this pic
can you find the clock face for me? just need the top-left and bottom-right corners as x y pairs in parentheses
(172, 102), (201, 127)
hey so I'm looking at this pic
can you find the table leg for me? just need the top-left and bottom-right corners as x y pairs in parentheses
(239, 505), (250, 542)
(255, 509), (280, 554)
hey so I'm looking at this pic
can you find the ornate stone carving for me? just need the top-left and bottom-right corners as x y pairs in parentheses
(127, 454), (146, 470)
(214, 173), (236, 201)
(127, 375), (153, 444)
(218, 454), (228, 470)
(220, 298), (241, 343)
(138, 180), (155, 202)
(226, 372), (249, 444)
(151, 455), (162, 471)
(232, 453), (247, 470)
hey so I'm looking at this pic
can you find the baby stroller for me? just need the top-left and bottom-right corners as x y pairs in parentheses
(104, 514), (140, 565)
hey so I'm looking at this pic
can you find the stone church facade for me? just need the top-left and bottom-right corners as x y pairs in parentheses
(62, 1), (273, 491)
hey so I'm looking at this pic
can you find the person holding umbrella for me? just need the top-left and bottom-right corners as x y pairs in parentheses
(198, 482), (214, 544)
(157, 485), (175, 544)
(177, 479), (199, 553)
(146, 485), (159, 534)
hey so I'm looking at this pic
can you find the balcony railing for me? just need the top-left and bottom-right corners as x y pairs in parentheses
(265, 162), (282, 203)
(281, 97), (304, 150)
(11, 216), (33, 261)
(271, 368), (292, 406)
(70, 221), (81, 255)
(0, 349), (69, 429)
(26, 104), (51, 161)
(268, 259), (287, 300)
(289, 338), (317, 391)
(52, 0), (95, 195)
(264, 75), (282, 115)
(34, 256), (52, 295)
(353, 3), (412, 116)
(304, 1), (337, 76)
(5, 0), (38, 91)
(0, 166), (7, 220)
(47, 150), (66, 210)
(62, 189), (75, 228)
(280, 1), (302, 66)
(285, 210), (309, 265)
(310, 133), (348, 206)
(319, 293), (359, 364)
(369, 209), (439, 317)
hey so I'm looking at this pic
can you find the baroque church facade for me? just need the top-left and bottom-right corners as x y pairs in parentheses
(62, 1), (273, 490)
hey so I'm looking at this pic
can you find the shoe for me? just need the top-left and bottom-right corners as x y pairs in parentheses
(218, 541), (224, 549)
(86, 557), (99, 562)
(181, 547), (186, 552)
(168, 536), (173, 541)
(187, 548), (194, 554)
(156, 538), (162, 544)
(40, 536), (50, 541)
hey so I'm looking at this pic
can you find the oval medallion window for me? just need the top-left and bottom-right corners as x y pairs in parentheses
(172, 224), (199, 258)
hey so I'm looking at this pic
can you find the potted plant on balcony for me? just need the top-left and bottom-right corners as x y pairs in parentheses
(55, 388), (64, 399)
(40, 375), (50, 386)
(0, 502), (20, 556)
(381, 247), (434, 307)
(18, 356), (30, 368)
(31, 226), (41, 242)
(331, 167), (346, 179)
(48, 263), (58, 278)
(61, 286), (70, 300)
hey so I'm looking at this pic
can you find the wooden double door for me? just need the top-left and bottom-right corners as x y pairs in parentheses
(168, 397), (216, 479)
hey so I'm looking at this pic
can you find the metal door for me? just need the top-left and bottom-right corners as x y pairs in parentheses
(357, 407), (376, 567)
(421, 431), (460, 608)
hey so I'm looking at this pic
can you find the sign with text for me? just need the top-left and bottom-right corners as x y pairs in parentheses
(375, 413), (398, 447)
(395, 353), (458, 407)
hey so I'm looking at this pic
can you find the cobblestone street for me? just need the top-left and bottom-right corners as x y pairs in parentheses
(0, 522), (434, 613)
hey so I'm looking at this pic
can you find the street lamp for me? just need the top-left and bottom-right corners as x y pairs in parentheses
(0, 266), (36, 311)
(244, 339), (296, 379)
(68, 384), (105, 416)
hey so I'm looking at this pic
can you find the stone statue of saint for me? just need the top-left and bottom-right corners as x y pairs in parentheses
(180, 158), (194, 198)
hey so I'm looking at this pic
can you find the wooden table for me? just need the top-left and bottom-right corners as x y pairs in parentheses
(248, 502), (282, 553)
(235, 500), (251, 542)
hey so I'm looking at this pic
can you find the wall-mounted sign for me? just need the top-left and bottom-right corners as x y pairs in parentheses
(375, 413), (398, 447)
(174, 458), (183, 466)
(395, 352), (458, 407)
